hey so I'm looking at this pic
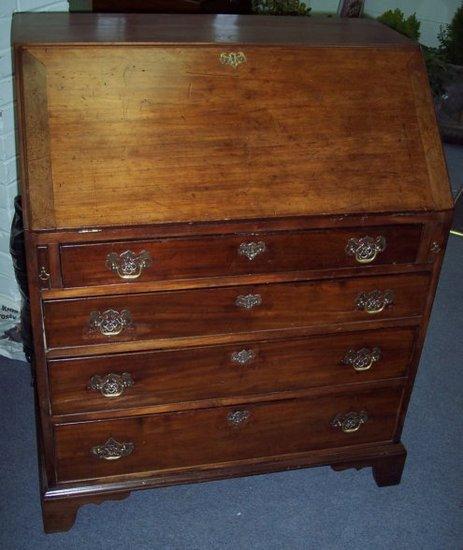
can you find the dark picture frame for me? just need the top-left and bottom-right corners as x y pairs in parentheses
(68, 0), (252, 13)
(338, 0), (364, 18)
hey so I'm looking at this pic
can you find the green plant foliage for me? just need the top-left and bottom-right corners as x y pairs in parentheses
(422, 45), (451, 96)
(377, 9), (420, 41)
(438, 3), (463, 65)
(251, 0), (311, 16)
(375, 9), (452, 96)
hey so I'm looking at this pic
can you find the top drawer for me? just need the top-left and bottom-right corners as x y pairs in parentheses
(59, 224), (422, 288)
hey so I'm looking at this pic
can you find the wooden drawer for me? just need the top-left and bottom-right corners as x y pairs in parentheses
(59, 225), (422, 288)
(43, 273), (429, 350)
(49, 327), (415, 415)
(55, 384), (404, 482)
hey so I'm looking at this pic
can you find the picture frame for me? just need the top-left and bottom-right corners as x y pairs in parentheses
(338, 0), (364, 18)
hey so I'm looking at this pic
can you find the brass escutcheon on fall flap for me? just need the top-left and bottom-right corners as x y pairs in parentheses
(219, 51), (247, 68)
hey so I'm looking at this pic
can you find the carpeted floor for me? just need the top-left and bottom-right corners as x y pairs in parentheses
(1, 150), (462, 549)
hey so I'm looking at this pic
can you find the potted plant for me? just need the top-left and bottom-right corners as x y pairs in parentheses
(251, 0), (310, 16)
(377, 9), (420, 40)
(435, 4), (463, 144)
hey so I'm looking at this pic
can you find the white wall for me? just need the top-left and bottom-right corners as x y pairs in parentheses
(0, 0), (68, 309)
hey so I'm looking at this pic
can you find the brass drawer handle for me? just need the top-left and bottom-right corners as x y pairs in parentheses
(231, 349), (256, 365)
(227, 409), (251, 426)
(235, 293), (262, 310)
(342, 347), (381, 372)
(88, 372), (134, 398)
(106, 250), (152, 280)
(430, 241), (441, 254)
(346, 236), (386, 264)
(219, 51), (246, 68)
(238, 241), (266, 261)
(356, 290), (394, 314)
(88, 309), (133, 337)
(91, 437), (134, 461)
(39, 266), (50, 281)
(332, 411), (368, 433)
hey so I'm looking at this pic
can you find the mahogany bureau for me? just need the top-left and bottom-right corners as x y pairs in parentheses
(12, 13), (453, 533)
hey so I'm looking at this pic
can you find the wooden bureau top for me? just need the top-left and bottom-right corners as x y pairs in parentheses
(13, 14), (453, 230)
(12, 13), (413, 47)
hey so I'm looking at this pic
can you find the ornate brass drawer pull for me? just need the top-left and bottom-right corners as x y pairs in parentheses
(332, 411), (368, 433)
(346, 236), (386, 264)
(430, 241), (441, 254)
(231, 349), (256, 365)
(342, 347), (381, 372)
(91, 438), (134, 461)
(235, 293), (262, 310)
(88, 372), (134, 398)
(238, 241), (266, 261)
(88, 309), (133, 337)
(219, 51), (246, 68)
(106, 250), (152, 280)
(227, 409), (251, 426)
(39, 266), (50, 281)
(356, 289), (394, 314)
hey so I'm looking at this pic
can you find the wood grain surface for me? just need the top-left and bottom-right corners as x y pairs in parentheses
(49, 327), (415, 415)
(12, 13), (413, 46)
(59, 224), (422, 287)
(43, 273), (430, 350)
(17, 44), (452, 230)
(55, 384), (404, 482)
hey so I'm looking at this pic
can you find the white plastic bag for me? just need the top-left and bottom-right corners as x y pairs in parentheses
(0, 302), (26, 361)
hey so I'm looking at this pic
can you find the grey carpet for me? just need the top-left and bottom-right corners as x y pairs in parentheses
(1, 157), (462, 549)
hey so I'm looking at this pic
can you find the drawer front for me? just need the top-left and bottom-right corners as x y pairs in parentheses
(59, 225), (422, 287)
(49, 327), (415, 415)
(55, 385), (403, 482)
(43, 273), (429, 350)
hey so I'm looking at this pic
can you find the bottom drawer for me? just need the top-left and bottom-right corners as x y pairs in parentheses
(55, 385), (403, 482)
